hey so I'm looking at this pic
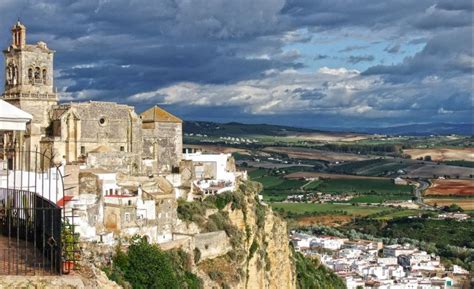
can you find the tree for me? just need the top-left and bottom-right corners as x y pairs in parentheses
(442, 204), (464, 213)
(109, 236), (202, 289)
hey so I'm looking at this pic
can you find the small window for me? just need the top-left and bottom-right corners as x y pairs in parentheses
(124, 213), (131, 222)
(99, 117), (106, 125)
(28, 68), (33, 80)
(128, 200), (131, 206)
(34, 67), (40, 80)
(120, 146), (124, 152)
(80, 146), (85, 155)
(171, 166), (180, 174)
(42, 69), (47, 84)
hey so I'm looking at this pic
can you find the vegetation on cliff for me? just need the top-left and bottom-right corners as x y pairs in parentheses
(294, 250), (346, 289)
(104, 236), (202, 289)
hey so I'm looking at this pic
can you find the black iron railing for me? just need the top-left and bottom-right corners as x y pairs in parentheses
(0, 144), (75, 275)
(0, 188), (62, 274)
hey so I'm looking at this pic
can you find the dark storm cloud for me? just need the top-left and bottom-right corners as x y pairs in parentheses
(0, 0), (472, 128)
(314, 54), (329, 60)
(338, 45), (369, 53)
(364, 27), (473, 79)
(384, 44), (401, 54)
(281, 0), (473, 32)
(347, 55), (374, 64)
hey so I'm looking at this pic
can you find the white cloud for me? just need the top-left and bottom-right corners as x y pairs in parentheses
(128, 67), (384, 115)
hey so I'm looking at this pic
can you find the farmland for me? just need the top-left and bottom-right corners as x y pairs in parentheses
(403, 148), (474, 161)
(262, 146), (371, 162)
(271, 203), (392, 216)
(249, 168), (414, 202)
(425, 179), (474, 196)
(424, 198), (474, 210)
(314, 178), (412, 195)
(327, 158), (474, 179)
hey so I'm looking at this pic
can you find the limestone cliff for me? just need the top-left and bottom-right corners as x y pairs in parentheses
(195, 181), (296, 289)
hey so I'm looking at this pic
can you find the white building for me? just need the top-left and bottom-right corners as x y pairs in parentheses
(183, 152), (236, 182)
(184, 151), (245, 197)
(383, 244), (416, 257)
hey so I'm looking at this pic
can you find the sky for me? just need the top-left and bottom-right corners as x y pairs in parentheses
(0, 0), (473, 129)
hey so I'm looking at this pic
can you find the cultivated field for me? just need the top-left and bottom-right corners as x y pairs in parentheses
(290, 132), (370, 142)
(405, 164), (474, 179)
(425, 179), (474, 196)
(285, 172), (389, 180)
(403, 148), (474, 161)
(295, 215), (353, 227)
(262, 146), (371, 162)
(424, 198), (474, 210)
(271, 203), (392, 216)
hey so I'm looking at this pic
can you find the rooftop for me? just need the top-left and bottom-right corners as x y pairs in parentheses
(140, 105), (182, 123)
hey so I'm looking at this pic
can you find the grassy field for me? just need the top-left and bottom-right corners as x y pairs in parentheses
(372, 209), (425, 220)
(251, 167), (413, 202)
(328, 158), (411, 176)
(271, 203), (392, 216)
(347, 194), (412, 203)
(314, 178), (413, 194)
(441, 160), (474, 168)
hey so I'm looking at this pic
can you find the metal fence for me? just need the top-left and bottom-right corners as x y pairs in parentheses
(0, 144), (75, 275)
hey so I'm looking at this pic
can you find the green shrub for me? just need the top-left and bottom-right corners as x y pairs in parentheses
(106, 236), (202, 289)
(294, 250), (346, 289)
(248, 239), (259, 260)
(194, 248), (201, 264)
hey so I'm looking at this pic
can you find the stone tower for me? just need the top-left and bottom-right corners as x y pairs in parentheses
(2, 21), (58, 162)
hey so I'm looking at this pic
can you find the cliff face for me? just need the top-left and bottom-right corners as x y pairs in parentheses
(196, 181), (296, 289)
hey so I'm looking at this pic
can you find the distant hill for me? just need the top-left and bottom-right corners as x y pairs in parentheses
(184, 121), (473, 137)
(183, 121), (321, 137)
(354, 123), (474, 136)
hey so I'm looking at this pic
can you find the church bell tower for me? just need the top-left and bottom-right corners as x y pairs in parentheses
(2, 21), (58, 158)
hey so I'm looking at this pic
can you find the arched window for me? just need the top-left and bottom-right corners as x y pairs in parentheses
(28, 68), (33, 82)
(34, 67), (40, 83)
(42, 69), (47, 84)
(12, 66), (18, 85)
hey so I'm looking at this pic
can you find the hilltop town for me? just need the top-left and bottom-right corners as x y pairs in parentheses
(0, 21), (473, 289)
(0, 21), (302, 289)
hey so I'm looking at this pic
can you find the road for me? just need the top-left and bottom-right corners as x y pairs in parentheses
(413, 179), (435, 210)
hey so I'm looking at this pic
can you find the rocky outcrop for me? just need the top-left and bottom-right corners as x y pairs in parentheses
(197, 181), (296, 289)
(0, 263), (120, 289)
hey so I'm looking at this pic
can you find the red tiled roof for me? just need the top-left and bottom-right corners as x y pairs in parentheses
(56, 195), (74, 207)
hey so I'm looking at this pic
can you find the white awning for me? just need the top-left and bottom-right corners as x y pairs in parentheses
(0, 99), (32, 131)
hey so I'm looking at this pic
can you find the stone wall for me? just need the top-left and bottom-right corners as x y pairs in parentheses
(87, 152), (141, 175)
(142, 121), (182, 174)
(194, 231), (232, 261)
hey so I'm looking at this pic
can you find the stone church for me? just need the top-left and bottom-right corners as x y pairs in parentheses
(2, 21), (182, 176)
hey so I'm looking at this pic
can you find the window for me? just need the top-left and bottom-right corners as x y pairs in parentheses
(128, 200), (131, 206)
(34, 67), (40, 81)
(28, 68), (33, 81)
(80, 146), (85, 155)
(124, 213), (131, 222)
(42, 69), (47, 84)
(120, 146), (124, 152)
(171, 166), (180, 174)
(99, 117), (106, 125)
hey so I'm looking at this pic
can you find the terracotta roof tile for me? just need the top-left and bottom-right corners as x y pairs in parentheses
(141, 105), (182, 123)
